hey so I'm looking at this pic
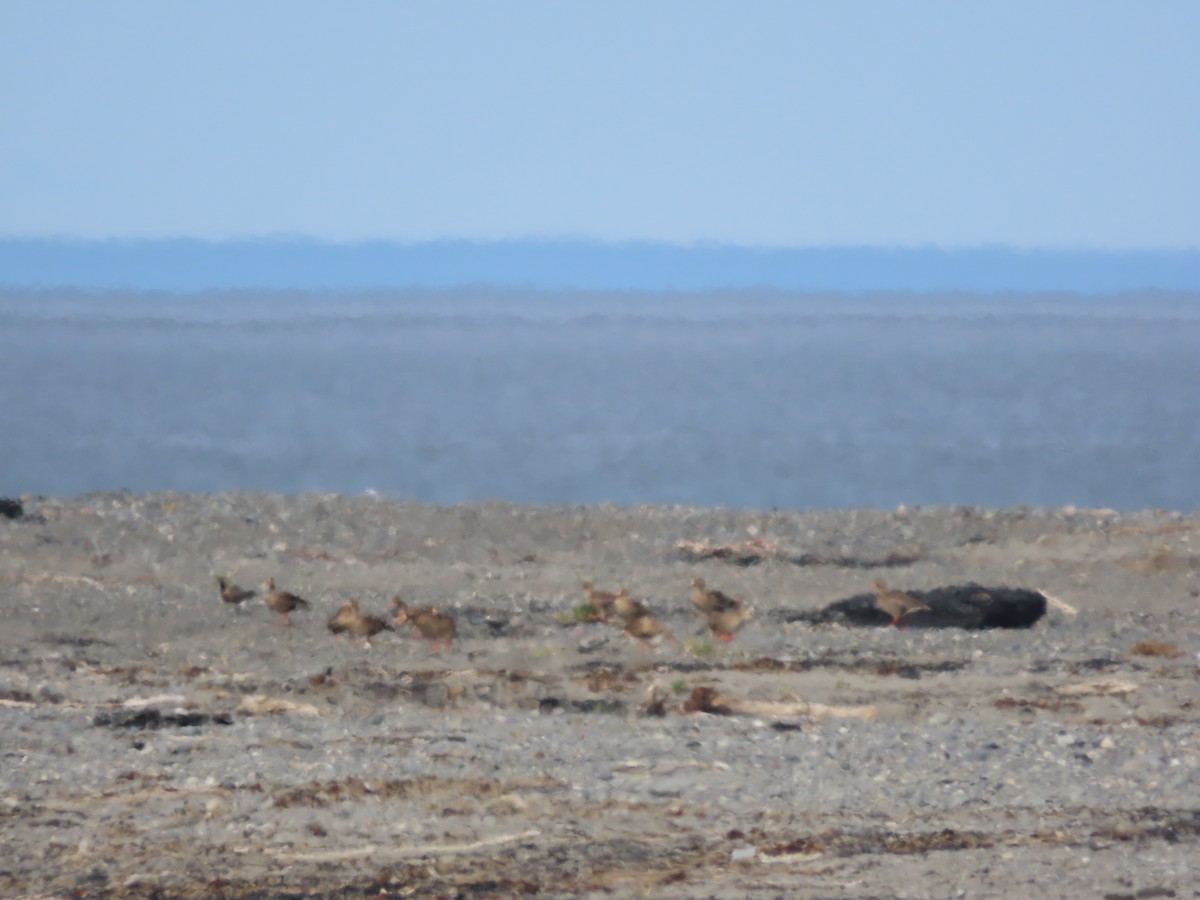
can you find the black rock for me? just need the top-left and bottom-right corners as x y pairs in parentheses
(792, 582), (1048, 630)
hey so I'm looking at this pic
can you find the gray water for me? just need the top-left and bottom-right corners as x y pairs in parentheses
(2, 289), (1197, 510)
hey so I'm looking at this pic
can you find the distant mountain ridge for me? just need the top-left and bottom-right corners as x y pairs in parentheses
(2, 238), (1199, 293)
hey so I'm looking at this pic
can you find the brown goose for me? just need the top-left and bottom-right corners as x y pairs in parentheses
(705, 601), (753, 641)
(388, 596), (428, 622)
(624, 613), (678, 651)
(581, 580), (619, 621)
(262, 577), (311, 626)
(215, 575), (256, 609)
(391, 597), (457, 651)
(328, 599), (393, 647)
(327, 601), (353, 637)
(871, 580), (931, 629)
(690, 577), (739, 614)
(612, 588), (650, 623)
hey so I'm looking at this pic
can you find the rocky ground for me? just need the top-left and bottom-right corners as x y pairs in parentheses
(1, 492), (1198, 898)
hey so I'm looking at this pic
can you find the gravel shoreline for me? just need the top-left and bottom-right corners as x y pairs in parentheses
(1, 492), (1198, 898)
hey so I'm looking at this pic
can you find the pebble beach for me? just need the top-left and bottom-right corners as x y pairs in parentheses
(1, 492), (1199, 898)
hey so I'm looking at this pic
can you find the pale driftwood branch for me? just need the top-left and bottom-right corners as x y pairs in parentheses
(236, 695), (321, 716)
(122, 694), (187, 709)
(27, 572), (108, 589)
(1039, 591), (1078, 616)
(682, 687), (877, 722)
(278, 828), (542, 863)
(1056, 679), (1138, 697)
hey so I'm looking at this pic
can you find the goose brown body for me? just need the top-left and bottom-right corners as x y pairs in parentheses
(624, 612), (678, 650)
(705, 602), (752, 641)
(871, 580), (931, 628)
(581, 581), (619, 621)
(327, 603), (353, 637)
(690, 577), (739, 614)
(611, 588), (649, 623)
(391, 597), (456, 650)
(216, 575), (256, 608)
(329, 599), (393, 646)
(262, 577), (310, 626)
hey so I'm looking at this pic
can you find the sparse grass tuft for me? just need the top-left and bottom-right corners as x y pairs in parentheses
(1128, 639), (1183, 659)
(684, 637), (714, 658)
(556, 604), (599, 626)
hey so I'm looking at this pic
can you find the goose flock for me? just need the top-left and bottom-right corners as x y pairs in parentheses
(215, 571), (931, 652)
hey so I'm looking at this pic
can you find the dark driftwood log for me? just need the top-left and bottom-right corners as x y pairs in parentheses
(793, 583), (1047, 630)
(675, 538), (778, 566)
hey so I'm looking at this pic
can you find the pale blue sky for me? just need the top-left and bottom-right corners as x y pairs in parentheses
(2, 1), (1198, 248)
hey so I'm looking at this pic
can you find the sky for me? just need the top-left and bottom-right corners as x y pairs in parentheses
(2, 2), (1199, 250)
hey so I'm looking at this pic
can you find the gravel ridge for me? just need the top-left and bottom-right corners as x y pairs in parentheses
(1, 492), (1198, 897)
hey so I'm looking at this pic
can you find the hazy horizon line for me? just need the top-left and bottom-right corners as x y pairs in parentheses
(4, 238), (1200, 294)
(3, 235), (1200, 254)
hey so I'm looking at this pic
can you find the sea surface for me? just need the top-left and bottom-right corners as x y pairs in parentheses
(2, 289), (1198, 511)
